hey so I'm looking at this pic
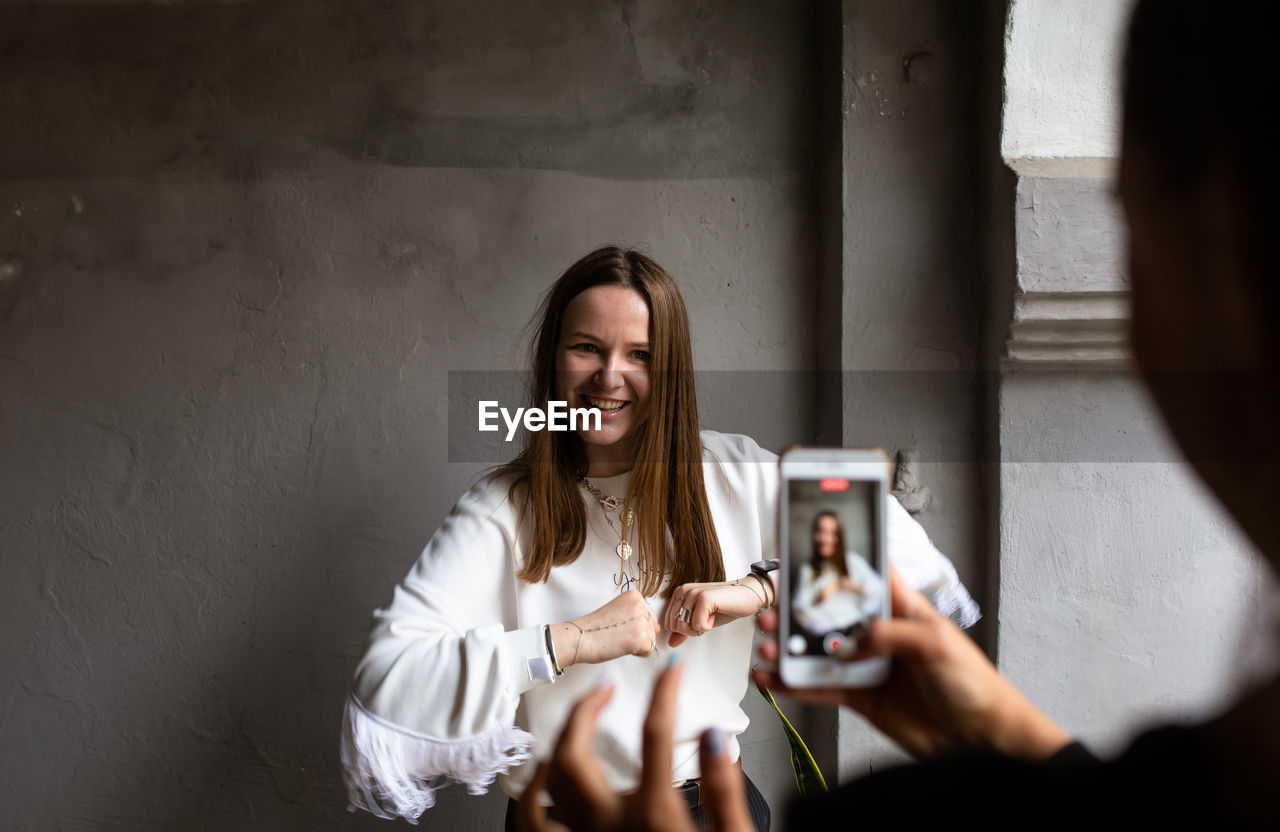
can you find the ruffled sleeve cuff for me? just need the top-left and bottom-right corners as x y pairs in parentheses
(920, 575), (982, 629)
(885, 495), (983, 629)
(340, 693), (534, 823)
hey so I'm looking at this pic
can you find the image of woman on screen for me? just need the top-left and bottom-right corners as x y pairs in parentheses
(792, 510), (885, 654)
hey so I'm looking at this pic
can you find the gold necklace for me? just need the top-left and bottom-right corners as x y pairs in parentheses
(579, 477), (620, 512)
(579, 477), (638, 592)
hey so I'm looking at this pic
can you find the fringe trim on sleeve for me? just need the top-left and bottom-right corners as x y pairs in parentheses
(926, 581), (982, 630)
(341, 693), (535, 823)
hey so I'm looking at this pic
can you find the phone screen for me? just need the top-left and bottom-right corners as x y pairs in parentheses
(785, 476), (885, 659)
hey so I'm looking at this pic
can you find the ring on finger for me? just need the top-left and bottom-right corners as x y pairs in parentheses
(678, 606), (692, 625)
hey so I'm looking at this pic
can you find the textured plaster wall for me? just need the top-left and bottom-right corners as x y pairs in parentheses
(997, 376), (1272, 754)
(0, 2), (820, 829)
(827, 0), (985, 779)
(1001, 0), (1137, 159)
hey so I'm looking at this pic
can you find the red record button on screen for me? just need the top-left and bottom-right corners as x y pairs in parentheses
(819, 478), (850, 492)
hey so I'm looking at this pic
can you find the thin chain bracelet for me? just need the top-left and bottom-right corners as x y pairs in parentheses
(731, 574), (770, 614)
(566, 613), (650, 664)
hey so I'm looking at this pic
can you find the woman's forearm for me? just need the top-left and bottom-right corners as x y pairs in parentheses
(550, 621), (582, 670)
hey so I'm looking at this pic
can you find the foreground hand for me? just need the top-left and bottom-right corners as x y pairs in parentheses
(752, 569), (1071, 760)
(517, 661), (754, 832)
(665, 578), (768, 647)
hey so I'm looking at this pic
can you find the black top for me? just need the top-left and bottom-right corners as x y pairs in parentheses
(788, 724), (1255, 830)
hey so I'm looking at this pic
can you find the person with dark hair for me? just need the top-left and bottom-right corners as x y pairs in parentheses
(523, 1), (1280, 828)
(339, 246), (979, 830)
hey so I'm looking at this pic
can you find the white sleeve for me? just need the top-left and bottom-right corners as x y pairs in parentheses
(845, 551), (884, 590)
(845, 552), (887, 617)
(885, 494), (981, 628)
(340, 478), (546, 822)
(793, 562), (818, 610)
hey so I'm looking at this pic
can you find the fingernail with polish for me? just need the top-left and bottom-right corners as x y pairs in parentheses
(666, 652), (681, 668)
(702, 727), (727, 757)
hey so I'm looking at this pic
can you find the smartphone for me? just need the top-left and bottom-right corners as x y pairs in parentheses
(778, 447), (890, 688)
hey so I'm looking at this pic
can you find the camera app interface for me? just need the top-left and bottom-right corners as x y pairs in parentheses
(787, 477), (884, 658)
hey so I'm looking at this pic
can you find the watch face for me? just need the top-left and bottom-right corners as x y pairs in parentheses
(751, 560), (779, 574)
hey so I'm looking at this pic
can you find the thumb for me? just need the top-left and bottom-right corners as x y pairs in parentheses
(668, 631), (688, 648)
(697, 728), (753, 832)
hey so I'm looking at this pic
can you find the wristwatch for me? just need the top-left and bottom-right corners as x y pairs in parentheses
(749, 560), (779, 607)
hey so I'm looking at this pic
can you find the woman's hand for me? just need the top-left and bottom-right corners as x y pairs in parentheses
(516, 660), (754, 832)
(752, 569), (1071, 760)
(552, 590), (661, 668)
(665, 577), (768, 648)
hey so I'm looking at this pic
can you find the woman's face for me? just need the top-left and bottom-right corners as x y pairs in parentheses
(555, 284), (653, 460)
(813, 515), (839, 559)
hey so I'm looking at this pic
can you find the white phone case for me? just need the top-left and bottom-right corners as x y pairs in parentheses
(778, 447), (891, 688)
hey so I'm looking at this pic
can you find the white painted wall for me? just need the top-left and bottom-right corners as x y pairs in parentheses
(1002, 0), (1138, 159)
(997, 377), (1274, 755)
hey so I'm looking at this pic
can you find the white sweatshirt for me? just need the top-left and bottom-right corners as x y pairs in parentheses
(341, 431), (979, 822)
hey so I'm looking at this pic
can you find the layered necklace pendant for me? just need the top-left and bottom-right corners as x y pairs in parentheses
(613, 506), (637, 591)
(579, 477), (638, 593)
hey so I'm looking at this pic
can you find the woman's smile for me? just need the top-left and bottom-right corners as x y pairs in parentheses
(582, 395), (630, 414)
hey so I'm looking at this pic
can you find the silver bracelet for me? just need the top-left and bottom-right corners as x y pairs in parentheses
(544, 624), (564, 676)
(732, 575), (769, 613)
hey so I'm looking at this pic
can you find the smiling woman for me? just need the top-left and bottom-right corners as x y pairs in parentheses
(339, 246), (980, 830)
(507, 249), (722, 601)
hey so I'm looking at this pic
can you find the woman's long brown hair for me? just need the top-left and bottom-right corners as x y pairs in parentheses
(498, 247), (724, 598)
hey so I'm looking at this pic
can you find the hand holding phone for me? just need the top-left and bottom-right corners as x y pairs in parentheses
(754, 570), (1073, 760)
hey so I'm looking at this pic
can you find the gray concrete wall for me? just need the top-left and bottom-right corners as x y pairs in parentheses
(792, 0), (988, 781)
(0, 2), (824, 829)
(0, 1), (1062, 828)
